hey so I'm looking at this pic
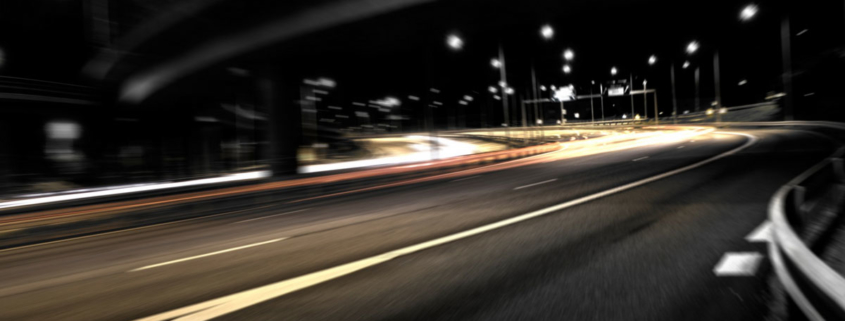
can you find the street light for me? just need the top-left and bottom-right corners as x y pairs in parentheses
(498, 80), (507, 88)
(446, 34), (463, 50)
(686, 41), (699, 54)
(541, 24), (554, 39)
(563, 64), (571, 74)
(563, 49), (574, 61)
(740, 4), (758, 21)
(505, 87), (515, 95)
(737, 3), (791, 120)
(488, 86), (498, 93)
(611, 67), (617, 76)
(648, 55), (657, 65)
(540, 85), (547, 91)
(682, 61), (690, 69)
(491, 58), (502, 68)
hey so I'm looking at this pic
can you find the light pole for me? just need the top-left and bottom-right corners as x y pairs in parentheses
(494, 45), (511, 145)
(714, 50), (723, 123)
(780, 14), (794, 120)
(590, 80), (595, 123)
(694, 66), (700, 112)
(670, 60), (678, 124)
(646, 54), (656, 120)
(630, 73), (635, 118)
(739, 3), (792, 120)
(643, 80), (648, 120)
(600, 83), (605, 122)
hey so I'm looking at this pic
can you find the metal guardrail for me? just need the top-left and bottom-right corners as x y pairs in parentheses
(769, 146), (845, 320)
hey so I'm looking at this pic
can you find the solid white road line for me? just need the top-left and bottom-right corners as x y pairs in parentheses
(135, 131), (756, 321)
(713, 252), (764, 276)
(514, 179), (558, 190)
(129, 238), (286, 272)
(233, 209), (310, 224)
(632, 156), (649, 162)
(451, 175), (481, 182)
(746, 221), (772, 243)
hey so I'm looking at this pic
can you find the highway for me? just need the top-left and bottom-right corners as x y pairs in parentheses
(0, 127), (839, 321)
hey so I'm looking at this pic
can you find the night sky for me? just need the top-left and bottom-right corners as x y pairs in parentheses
(1, 0), (843, 120)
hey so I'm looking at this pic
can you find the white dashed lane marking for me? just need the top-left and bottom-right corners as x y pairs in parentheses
(130, 238), (287, 272)
(513, 179), (557, 190)
(714, 252), (764, 276)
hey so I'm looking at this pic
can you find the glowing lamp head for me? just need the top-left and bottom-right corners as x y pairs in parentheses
(686, 41), (699, 54)
(740, 4), (758, 21)
(541, 25), (554, 39)
(491, 58), (502, 68)
(563, 49), (574, 61)
(446, 34), (463, 50)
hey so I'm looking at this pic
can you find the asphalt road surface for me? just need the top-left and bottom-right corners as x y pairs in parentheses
(0, 127), (839, 321)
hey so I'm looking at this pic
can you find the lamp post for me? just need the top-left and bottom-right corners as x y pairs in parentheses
(643, 80), (648, 120)
(600, 83), (605, 122)
(590, 80), (595, 123)
(780, 15), (794, 120)
(738, 3), (792, 120)
(646, 55), (656, 120)
(670, 60), (678, 124)
(694, 66), (700, 112)
(714, 50), (723, 123)
(630, 73), (635, 118)
(494, 45), (511, 139)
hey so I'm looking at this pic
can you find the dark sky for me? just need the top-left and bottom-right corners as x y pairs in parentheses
(1, 0), (843, 120)
(245, 0), (803, 118)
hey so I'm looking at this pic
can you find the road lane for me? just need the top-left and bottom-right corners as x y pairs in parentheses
(217, 129), (833, 321)
(0, 128), (835, 321)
